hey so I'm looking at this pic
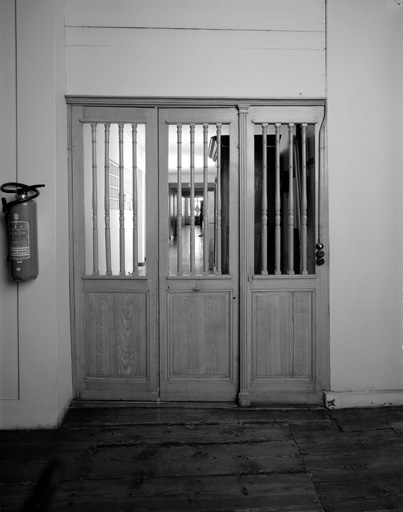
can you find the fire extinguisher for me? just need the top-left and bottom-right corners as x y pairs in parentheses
(1, 182), (45, 282)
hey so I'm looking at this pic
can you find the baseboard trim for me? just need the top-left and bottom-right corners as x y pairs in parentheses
(324, 390), (403, 409)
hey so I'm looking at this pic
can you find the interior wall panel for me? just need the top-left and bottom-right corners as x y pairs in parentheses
(65, 0), (325, 32)
(65, 1), (326, 98)
(0, 0), (18, 399)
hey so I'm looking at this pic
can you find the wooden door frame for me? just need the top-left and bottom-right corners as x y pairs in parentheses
(67, 97), (329, 405)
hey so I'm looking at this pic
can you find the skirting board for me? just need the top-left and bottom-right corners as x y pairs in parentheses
(324, 390), (403, 409)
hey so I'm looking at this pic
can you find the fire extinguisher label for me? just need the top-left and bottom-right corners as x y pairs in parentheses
(9, 221), (30, 260)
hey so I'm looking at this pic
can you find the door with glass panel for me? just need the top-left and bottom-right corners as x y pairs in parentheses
(158, 109), (239, 401)
(70, 102), (328, 404)
(70, 106), (159, 400)
(240, 106), (329, 405)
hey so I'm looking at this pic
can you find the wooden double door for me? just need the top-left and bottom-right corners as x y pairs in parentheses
(70, 102), (328, 405)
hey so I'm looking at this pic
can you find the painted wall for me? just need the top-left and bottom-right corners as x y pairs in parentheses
(327, 0), (403, 392)
(0, 0), (402, 428)
(0, 0), (18, 401)
(0, 0), (72, 428)
(64, 0), (326, 98)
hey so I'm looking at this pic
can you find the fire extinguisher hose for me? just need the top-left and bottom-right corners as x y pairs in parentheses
(1, 182), (45, 215)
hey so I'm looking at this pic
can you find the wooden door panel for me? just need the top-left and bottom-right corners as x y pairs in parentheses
(167, 291), (232, 378)
(293, 291), (313, 378)
(85, 291), (148, 378)
(252, 290), (313, 380)
(253, 292), (293, 378)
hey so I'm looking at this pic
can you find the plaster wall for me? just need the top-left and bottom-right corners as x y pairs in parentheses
(327, 0), (403, 392)
(1, 0), (402, 428)
(0, 0), (72, 428)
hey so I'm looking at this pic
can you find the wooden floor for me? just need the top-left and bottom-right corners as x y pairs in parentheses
(1, 404), (403, 512)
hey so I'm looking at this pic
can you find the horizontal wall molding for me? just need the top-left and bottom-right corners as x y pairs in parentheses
(65, 96), (326, 107)
(324, 390), (403, 409)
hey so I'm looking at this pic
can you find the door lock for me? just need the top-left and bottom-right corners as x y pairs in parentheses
(316, 242), (325, 266)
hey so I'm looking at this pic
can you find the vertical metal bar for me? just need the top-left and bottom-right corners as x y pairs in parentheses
(261, 123), (268, 275)
(301, 123), (308, 275)
(216, 123), (222, 274)
(203, 123), (209, 275)
(118, 123), (125, 275)
(189, 124), (196, 276)
(176, 124), (183, 275)
(274, 123), (281, 275)
(91, 123), (99, 276)
(288, 123), (295, 275)
(104, 123), (112, 275)
(132, 124), (139, 276)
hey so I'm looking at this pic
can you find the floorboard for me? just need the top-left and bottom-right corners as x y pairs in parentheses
(1, 405), (403, 511)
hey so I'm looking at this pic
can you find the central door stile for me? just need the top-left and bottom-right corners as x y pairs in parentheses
(158, 108), (240, 402)
(237, 104), (252, 407)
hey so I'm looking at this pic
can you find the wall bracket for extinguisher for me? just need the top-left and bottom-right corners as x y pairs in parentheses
(1, 182), (45, 282)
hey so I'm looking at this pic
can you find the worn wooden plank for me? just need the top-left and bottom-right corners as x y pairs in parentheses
(3, 407), (403, 512)
(0, 440), (302, 482)
(0, 423), (294, 461)
(1, 475), (324, 512)
(317, 476), (403, 512)
(61, 405), (329, 427)
(71, 440), (303, 480)
(329, 406), (403, 432)
(293, 427), (402, 453)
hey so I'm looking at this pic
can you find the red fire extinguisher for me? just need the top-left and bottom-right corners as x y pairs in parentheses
(1, 182), (45, 282)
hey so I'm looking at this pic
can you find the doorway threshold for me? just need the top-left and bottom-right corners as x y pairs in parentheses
(69, 399), (324, 411)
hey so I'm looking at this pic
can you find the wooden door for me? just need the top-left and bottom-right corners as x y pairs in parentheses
(70, 101), (328, 405)
(239, 105), (329, 405)
(158, 109), (239, 401)
(70, 106), (159, 400)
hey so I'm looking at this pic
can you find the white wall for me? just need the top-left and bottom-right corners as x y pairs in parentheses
(0, 0), (19, 400)
(1, 0), (402, 428)
(327, 0), (403, 392)
(65, 0), (326, 98)
(0, 0), (72, 428)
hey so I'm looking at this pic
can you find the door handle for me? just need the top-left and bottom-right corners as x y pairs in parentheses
(193, 283), (204, 292)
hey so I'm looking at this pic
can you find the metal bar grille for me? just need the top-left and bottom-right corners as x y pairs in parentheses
(255, 121), (317, 276)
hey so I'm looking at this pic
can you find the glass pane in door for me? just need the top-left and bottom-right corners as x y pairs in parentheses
(167, 123), (230, 276)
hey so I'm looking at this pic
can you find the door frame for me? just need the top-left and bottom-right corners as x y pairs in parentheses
(67, 97), (329, 405)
